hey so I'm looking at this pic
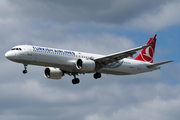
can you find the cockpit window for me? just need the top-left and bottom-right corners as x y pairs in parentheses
(11, 48), (22, 51)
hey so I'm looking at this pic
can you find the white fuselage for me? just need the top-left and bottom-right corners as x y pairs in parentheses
(5, 45), (160, 76)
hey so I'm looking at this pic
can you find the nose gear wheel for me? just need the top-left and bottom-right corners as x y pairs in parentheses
(22, 63), (28, 74)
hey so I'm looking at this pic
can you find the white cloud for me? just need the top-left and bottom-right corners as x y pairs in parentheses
(52, 33), (135, 54)
(0, 0), (18, 16)
(85, 84), (180, 120)
(1, 77), (180, 120)
(0, 80), (82, 103)
(125, 1), (180, 32)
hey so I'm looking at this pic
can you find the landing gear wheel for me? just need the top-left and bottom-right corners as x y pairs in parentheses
(23, 70), (27, 74)
(94, 72), (101, 79)
(94, 74), (98, 79)
(23, 63), (28, 74)
(72, 79), (76, 84)
(76, 78), (80, 84)
(72, 78), (80, 85)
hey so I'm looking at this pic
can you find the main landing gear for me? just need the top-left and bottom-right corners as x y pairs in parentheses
(72, 75), (80, 85)
(71, 72), (102, 85)
(94, 72), (101, 79)
(23, 63), (28, 74)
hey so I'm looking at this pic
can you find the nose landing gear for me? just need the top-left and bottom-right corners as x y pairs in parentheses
(23, 63), (28, 74)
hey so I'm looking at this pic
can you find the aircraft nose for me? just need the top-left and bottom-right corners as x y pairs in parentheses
(5, 51), (14, 60)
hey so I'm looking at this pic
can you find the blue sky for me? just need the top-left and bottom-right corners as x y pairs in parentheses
(1, 0), (180, 120)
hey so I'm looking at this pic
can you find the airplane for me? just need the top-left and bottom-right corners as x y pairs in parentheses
(5, 34), (173, 84)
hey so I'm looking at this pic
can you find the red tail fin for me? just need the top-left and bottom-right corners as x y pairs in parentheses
(134, 34), (157, 63)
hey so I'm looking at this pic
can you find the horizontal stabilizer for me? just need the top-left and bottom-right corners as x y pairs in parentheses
(147, 60), (173, 68)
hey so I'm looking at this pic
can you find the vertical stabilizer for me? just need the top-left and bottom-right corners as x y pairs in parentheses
(134, 34), (157, 63)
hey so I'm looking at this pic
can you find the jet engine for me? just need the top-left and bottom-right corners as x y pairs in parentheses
(44, 67), (63, 79)
(76, 59), (95, 72)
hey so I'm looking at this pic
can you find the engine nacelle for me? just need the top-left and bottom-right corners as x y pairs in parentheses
(44, 67), (63, 80)
(76, 59), (95, 72)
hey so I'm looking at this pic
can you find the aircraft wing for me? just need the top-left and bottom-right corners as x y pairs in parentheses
(94, 42), (153, 70)
(147, 60), (174, 68)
